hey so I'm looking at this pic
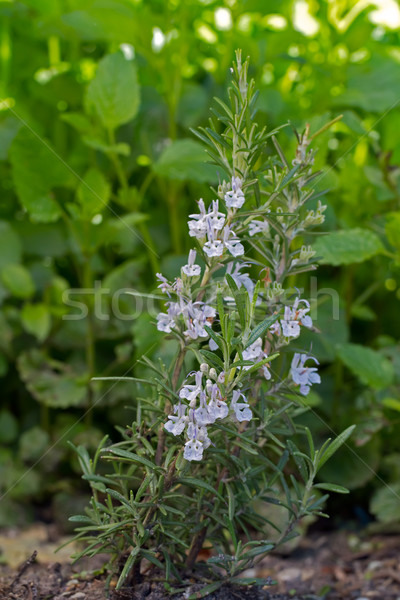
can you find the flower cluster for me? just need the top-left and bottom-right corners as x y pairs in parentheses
(157, 298), (216, 340)
(270, 297), (313, 340)
(165, 370), (252, 461)
(155, 137), (324, 461)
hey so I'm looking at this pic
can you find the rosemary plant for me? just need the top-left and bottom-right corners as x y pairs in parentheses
(68, 52), (354, 595)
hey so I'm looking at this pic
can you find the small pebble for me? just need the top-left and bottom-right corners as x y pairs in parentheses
(68, 579), (79, 585)
(70, 593), (86, 600)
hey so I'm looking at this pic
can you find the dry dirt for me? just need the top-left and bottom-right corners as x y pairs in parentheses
(1, 524), (400, 599)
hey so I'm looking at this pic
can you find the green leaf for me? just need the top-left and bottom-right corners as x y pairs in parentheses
(153, 139), (218, 183)
(2, 264), (35, 299)
(61, 112), (93, 134)
(17, 349), (87, 408)
(76, 168), (111, 218)
(102, 447), (160, 471)
(370, 484), (400, 523)
(86, 51), (140, 129)
(383, 397), (400, 412)
(317, 425), (356, 471)
(245, 314), (280, 349)
(19, 426), (50, 462)
(314, 483), (349, 494)
(0, 221), (22, 270)
(116, 547), (141, 590)
(225, 273), (247, 331)
(21, 303), (51, 341)
(82, 136), (131, 156)
(385, 212), (400, 251)
(176, 477), (225, 502)
(313, 228), (383, 266)
(337, 343), (394, 389)
(0, 410), (18, 444)
(0, 116), (20, 160)
(9, 128), (70, 223)
(188, 581), (223, 599)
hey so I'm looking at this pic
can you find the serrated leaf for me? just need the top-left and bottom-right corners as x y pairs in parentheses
(86, 51), (140, 129)
(314, 228), (383, 265)
(153, 139), (218, 183)
(9, 128), (70, 223)
(21, 303), (51, 341)
(337, 343), (394, 389)
(2, 264), (35, 299)
(0, 221), (22, 270)
(76, 168), (110, 218)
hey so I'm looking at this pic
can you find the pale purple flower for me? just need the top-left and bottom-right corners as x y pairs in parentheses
(156, 273), (171, 295)
(179, 371), (203, 402)
(225, 176), (245, 209)
(290, 353), (321, 395)
(184, 438), (204, 461)
(249, 219), (269, 237)
(182, 249), (201, 277)
(165, 403), (188, 435)
(223, 227), (244, 257)
(242, 337), (272, 381)
(231, 390), (252, 422)
(280, 298), (313, 338)
(184, 303), (216, 339)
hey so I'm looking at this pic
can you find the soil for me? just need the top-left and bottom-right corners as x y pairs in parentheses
(1, 524), (400, 600)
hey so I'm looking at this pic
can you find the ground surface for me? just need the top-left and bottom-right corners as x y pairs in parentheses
(0, 524), (400, 599)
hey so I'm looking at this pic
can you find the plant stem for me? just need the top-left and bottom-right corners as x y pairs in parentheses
(108, 128), (160, 276)
(155, 343), (187, 466)
(83, 252), (95, 427)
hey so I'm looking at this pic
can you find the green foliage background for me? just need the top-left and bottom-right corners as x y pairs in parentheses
(1, 0), (400, 528)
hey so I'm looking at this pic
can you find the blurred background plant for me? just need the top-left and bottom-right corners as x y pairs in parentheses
(0, 0), (400, 530)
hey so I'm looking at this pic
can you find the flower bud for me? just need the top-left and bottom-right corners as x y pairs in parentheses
(209, 368), (217, 380)
(200, 363), (209, 373)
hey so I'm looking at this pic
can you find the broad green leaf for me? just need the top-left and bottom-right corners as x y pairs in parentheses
(82, 136), (131, 156)
(21, 303), (51, 341)
(0, 116), (20, 160)
(370, 484), (400, 523)
(86, 51), (140, 129)
(61, 112), (93, 134)
(9, 128), (70, 223)
(337, 343), (394, 389)
(17, 349), (87, 408)
(153, 139), (218, 183)
(0, 410), (18, 444)
(314, 228), (383, 265)
(0, 221), (22, 269)
(76, 168), (110, 218)
(19, 426), (50, 462)
(333, 58), (400, 113)
(385, 212), (400, 251)
(383, 397), (400, 412)
(1, 264), (35, 299)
